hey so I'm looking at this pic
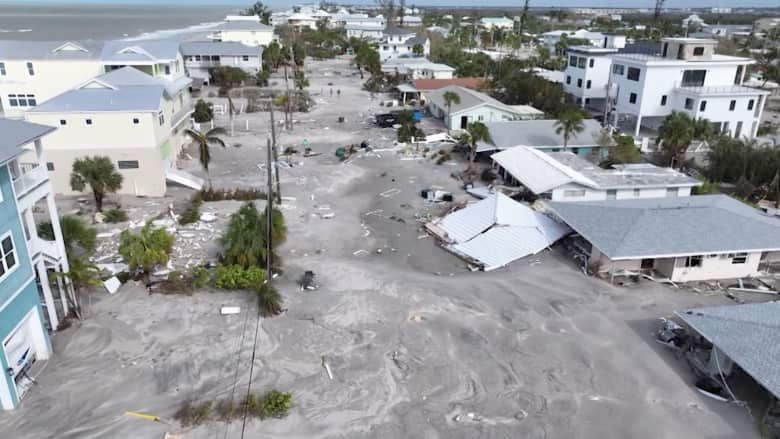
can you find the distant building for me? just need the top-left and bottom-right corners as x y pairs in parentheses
(480, 17), (515, 30)
(209, 20), (274, 47)
(378, 27), (429, 61)
(541, 29), (609, 51)
(426, 85), (543, 131)
(491, 146), (699, 201)
(381, 57), (454, 80)
(345, 23), (384, 40)
(710, 7), (732, 14)
(181, 41), (262, 84)
(399, 16), (422, 27)
(754, 17), (780, 33)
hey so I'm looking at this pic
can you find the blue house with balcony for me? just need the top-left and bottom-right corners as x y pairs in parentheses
(0, 119), (59, 410)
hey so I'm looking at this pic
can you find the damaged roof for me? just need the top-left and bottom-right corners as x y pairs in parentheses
(548, 195), (780, 259)
(427, 193), (570, 270)
(676, 301), (780, 399)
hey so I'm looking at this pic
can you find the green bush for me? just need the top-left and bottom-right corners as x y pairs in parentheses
(119, 223), (174, 275)
(193, 99), (213, 123)
(195, 187), (267, 202)
(256, 283), (283, 317)
(259, 390), (292, 419)
(173, 400), (212, 426)
(158, 271), (193, 295)
(103, 208), (128, 223)
(192, 266), (209, 288)
(214, 264), (265, 290)
(179, 199), (202, 225)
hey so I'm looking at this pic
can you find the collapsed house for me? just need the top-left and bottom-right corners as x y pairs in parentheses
(546, 194), (780, 282)
(426, 193), (570, 271)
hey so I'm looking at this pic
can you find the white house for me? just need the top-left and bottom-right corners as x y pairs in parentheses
(547, 195), (780, 283)
(609, 38), (769, 140)
(210, 20), (274, 47)
(491, 146), (699, 201)
(381, 57), (454, 80)
(564, 46), (619, 109)
(181, 41), (262, 84)
(426, 85), (543, 131)
(400, 16), (423, 27)
(24, 67), (196, 197)
(378, 27), (429, 61)
(0, 39), (185, 118)
(541, 29), (607, 52)
(286, 13), (319, 30)
(345, 23), (385, 40)
(479, 119), (604, 157)
(480, 17), (515, 30)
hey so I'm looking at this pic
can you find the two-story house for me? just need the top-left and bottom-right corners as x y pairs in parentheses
(378, 27), (429, 62)
(181, 41), (262, 85)
(24, 67), (195, 197)
(0, 118), (71, 410)
(0, 39), (186, 118)
(209, 19), (274, 47)
(609, 38), (769, 140)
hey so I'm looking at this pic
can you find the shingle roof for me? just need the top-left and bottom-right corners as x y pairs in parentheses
(181, 41), (260, 57)
(0, 40), (181, 62)
(426, 85), (523, 116)
(484, 119), (603, 150)
(218, 21), (273, 31)
(101, 40), (181, 62)
(0, 119), (55, 165)
(29, 67), (175, 113)
(676, 301), (780, 399)
(384, 26), (415, 35)
(548, 195), (780, 259)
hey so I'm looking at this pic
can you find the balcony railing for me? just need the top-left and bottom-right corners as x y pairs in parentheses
(675, 83), (762, 96)
(29, 236), (62, 263)
(13, 163), (48, 198)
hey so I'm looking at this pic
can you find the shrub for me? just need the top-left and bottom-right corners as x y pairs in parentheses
(179, 199), (202, 225)
(192, 266), (209, 288)
(214, 398), (236, 421)
(174, 400), (212, 426)
(214, 264), (265, 290)
(256, 283), (283, 317)
(193, 99), (213, 123)
(259, 390), (292, 419)
(221, 203), (285, 268)
(118, 223), (174, 276)
(103, 207), (128, 223)
(239, 393), (260, 417)
(158, 271), (194, 295)
(195, 187), (267, 202)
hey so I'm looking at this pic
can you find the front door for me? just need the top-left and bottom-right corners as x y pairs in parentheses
(460, 116), (468, 129)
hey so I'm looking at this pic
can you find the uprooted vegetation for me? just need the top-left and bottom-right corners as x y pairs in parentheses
(174, 390), (292, 427)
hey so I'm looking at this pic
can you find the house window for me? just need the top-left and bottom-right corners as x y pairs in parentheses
(612, 64), (624, 75)
(569, 56), (577, 67)
(195, 55), (201, 61)
(86, 118), (93, 125)
(693, 46), (705, 56)
(735, 121), (743, 138)
(0, 62), (5, 76)
(660, 95), (667, 106)
(60, 119), (66, 125)
(589, 58), (594, 67)
(627, 67), (640, 81)
(577, 78), (582, 88)
(566, 75), (571, 84)
(606, 189), (617, 199)
(8, 94), (18, 107)
(586, 80), (592, 89)
(242, 55), (249, 61)
(666, 187), (678, 197)
(158, 111), (165, 125)
(729, 100), (736, 111)
(46, 162), (54, 171)
(133, 118), (139, 125)
(633, 188), (640, 197)
(682, 70), (706, 87)
(26, 62), (34, 76)
(629, 93), (637, 104)
(747, 99), (754, 110)
(0, 233), (18, 279)
(563, 189), (586, 197)
(577, 57), (586, 68)
(684, 98), (694, 110)
(731, 252), (748, 264)
(117, 160), (139, 169)
(684, 255), (703, 267)
(699, 100), (707, 111)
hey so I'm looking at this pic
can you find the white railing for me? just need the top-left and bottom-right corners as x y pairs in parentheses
(29, 237), (61, 263)
(13, 163), (48, 198)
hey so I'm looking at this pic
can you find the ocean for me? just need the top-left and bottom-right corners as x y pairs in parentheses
(0, 2), (237, 41)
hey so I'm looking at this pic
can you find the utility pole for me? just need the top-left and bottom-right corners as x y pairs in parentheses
(266, 136), (273, 275)
(519, 0), (530, 37)
(268, 100), (281, 203)
(653, 0), (665, 28)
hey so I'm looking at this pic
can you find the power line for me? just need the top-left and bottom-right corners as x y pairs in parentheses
(219, 293), (252, 439)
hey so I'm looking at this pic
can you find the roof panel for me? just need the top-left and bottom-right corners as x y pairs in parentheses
(0, 119), (56, 165)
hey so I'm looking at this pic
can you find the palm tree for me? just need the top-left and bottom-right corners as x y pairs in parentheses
(186, 127), (227, 187)
(554, 108), (585, 150)
(69, 156), (123, 212)
(657, 111), (712, 168)
(464, 121), (490, 170)
(442, 90), (460, 133)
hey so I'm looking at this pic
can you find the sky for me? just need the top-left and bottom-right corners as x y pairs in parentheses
(6, 0), (780, 8)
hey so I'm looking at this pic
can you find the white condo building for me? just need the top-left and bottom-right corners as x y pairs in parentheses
(609, 38), (769, 140)
(379, 27), (429, 62)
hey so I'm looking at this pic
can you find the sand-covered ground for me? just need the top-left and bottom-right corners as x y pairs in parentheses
(0, 57), (764, 439)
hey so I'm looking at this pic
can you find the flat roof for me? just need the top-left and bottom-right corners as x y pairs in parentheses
(483, 119), (604, 151)
(548, 195), (780, 259)
(676, 301), (780, 399)
(612, 52), (754, 65)
(0, 119), (55, 165)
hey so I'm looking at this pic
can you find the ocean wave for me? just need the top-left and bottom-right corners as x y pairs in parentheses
(121, 20), (223, 42)
(17, 29), (32, 33)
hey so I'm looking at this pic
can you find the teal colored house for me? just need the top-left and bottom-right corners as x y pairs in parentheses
(0, 119), (56, 410)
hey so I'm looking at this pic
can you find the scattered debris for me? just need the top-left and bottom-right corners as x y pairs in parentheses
(321, 356), (334, 380)
(380, 188), (401, 198)
(103, 277), (121, 295)
(220, 306), (241, 315)
(298, 271), (318, 291)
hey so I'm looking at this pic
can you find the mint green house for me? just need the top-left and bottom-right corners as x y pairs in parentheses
(0, 120), (57, 410)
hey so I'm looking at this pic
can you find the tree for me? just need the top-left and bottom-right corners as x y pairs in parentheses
(396, 110), (425, 143)
(119, 223), (174, 279)
(375, 0), (396, 25)
(211, 66), (249, 136)
(263, 41), (283, 71)
(193, 99), (213, 123)
(293, 69), (309, 90)
(185, 127), (227, 187)
(464, 121), (489, 170)
(221, 202), (286, 269)
(607, 134), (641, 164)
(518, 0), (531, 36)
(657, 111), (712, 167)
(442, 90), (461, 134)
(70, 156), (123, 212)
(412, 43), (424, 56)
(554, 108), (585, 150)
(242, 1), (271, 25)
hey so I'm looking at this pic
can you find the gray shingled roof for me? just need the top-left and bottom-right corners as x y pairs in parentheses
(218, 21), (273, 31)
(427, 85), (519, 116)
(384, 26), (415, 36)
(405, 35), (428, 45)
(101, 40), (181, 62)
(29, 67), (172, 113)
(485, 119), (603, 149)
(676, 301), (780, 399)
(548, 195), (780, 259)
(0, 119), (55, 165)
(180, 41), (260, 57)
(0, 40), (180, 62)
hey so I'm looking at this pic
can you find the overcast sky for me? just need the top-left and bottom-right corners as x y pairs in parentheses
(10, 0), (780, 7)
